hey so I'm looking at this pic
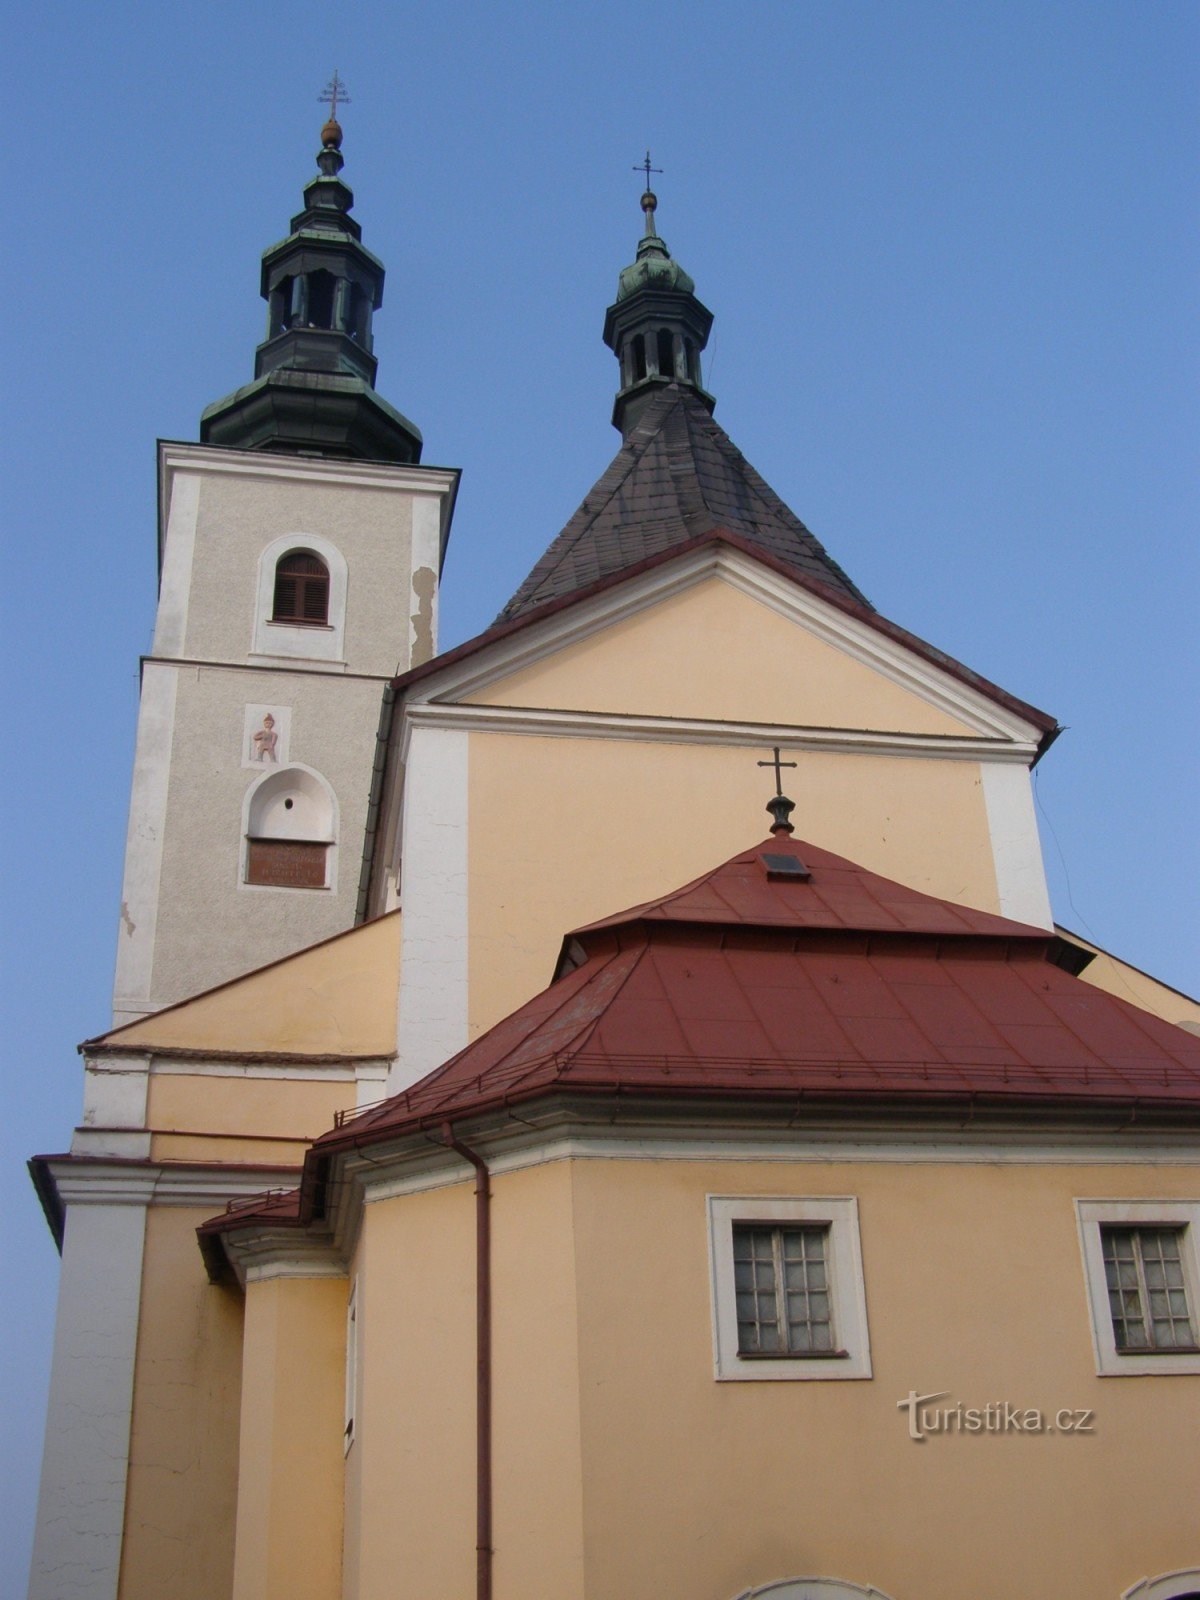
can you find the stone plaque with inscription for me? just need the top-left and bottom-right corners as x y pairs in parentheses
(246, 839), (328, 889)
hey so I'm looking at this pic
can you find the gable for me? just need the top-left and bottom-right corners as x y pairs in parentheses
(470, 572), (985, 738)
(97, 911), (400, 1057)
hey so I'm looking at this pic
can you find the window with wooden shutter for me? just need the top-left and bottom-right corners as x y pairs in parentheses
(272, 551), (330, 626)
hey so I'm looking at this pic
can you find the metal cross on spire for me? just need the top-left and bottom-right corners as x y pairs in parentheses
(757, 747), (797, 797)
(634, 150), (663, 193)
(319, 71), (351, 121)
(757, 747), (798, 836)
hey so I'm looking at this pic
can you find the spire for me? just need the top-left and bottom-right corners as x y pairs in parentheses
(603, 164), (715, 437)
(200, 87), (422, 464)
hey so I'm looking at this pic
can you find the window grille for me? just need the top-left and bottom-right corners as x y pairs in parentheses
(734, 1223), (836, 1356)
(1102, 1226), (1198, 1352)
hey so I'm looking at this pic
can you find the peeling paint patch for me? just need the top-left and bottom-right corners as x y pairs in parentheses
(120, 901), (136, 937)
(410, 566), (436, 667)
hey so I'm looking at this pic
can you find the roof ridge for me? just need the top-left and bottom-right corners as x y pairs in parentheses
(496, 385), (871, 621)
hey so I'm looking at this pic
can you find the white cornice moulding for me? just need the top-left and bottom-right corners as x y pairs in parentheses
(402, 701), (1038, 766)
(330, 1117), (1200, 1212)
(224, 1227), (346, 1286)
(408, 545), (1045, 746)
(46, 1159), (300, 1210)
(158, 440), (458, 503)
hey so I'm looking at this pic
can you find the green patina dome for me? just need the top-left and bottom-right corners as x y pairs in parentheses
(616, 233), (696, 301)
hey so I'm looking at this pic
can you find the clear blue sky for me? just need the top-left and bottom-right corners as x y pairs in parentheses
(3, 0), (1197, 1580)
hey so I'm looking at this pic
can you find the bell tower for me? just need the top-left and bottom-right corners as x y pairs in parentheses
(603, 175), (716, 437)
(201, 101), (422, 462)
(113, 102), (457, 1023)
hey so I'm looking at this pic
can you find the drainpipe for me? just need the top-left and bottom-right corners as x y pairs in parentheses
(442, 1122), (492, 1600)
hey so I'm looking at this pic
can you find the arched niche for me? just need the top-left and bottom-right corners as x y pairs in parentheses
(241, 764), (338, 892)
(734, 1583), (897, 1600)
(1123, 1574), (1200, 1600)
(252, 531), (348, 664)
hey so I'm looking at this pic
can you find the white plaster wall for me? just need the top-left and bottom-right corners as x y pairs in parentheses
(113, 661), (178, 1024)
(149, 665), (379, 1004)
(27, 1204), (147, 1600)
(153, 469), (200, 656)
(116, 450), (454, 1013)
(392, 726), (469, 1091)
(181, 468), (415, 676)
(981, 760), (1054, 928)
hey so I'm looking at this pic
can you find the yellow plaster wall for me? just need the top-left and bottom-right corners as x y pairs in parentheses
(471, 576), (982, 736)
(467, 732), (997, 1034)
(232, 1275), (347, 1600)
(566, 1155), (1200, 1600)
(117, 1206), (243, 1600)
(350, 1183), (477, 1598)
(1066, 932), (1200, 1028)
(146, 1072), (351, 1165)
(100, 911), (400, 1057)
(350, 1163), (586, 1600)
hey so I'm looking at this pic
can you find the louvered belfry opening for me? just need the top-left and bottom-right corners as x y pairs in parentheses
(272, 551), (330, 625)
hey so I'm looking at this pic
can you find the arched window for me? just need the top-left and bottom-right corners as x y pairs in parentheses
(657, 328), (676, 379)
(631, 333), (647, 382)
(272, 551), (330, 626)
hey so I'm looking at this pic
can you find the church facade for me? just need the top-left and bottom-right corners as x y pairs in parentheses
(28, 116), (1200, 1600)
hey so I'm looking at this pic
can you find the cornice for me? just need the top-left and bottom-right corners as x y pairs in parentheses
(404, 544), (1046, 746)
(37, 1156), (301, 1211)
(401, 701), (1038, 766)
(157, 439), (459, 498)
(222, 1226), (346, 1288)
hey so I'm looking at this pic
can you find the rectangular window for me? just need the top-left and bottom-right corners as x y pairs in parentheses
(709, 1196), (871, 1381)
(1102, 1225), (1198, 1353)
(733, 1224), (838, 1356)
(1076, 1200), (1200, 1376)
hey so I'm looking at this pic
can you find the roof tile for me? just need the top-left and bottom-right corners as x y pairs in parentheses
(497, 386), (869, 621)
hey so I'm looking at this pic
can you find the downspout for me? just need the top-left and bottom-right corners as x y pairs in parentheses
(442, 1123), (492, 1600)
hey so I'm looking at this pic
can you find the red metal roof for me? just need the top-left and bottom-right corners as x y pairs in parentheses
(201, 831), (1200, 1250)
(572, 833), (1044, 939)
(319, 833), (1200, 1153)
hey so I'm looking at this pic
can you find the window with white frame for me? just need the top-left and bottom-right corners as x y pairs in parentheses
(709, 1197), (871, 1381)
(1076, 1200), (1200, 1377)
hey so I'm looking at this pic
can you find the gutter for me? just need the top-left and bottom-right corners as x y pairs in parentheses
(441, 1123), (493, 1600)
(356, 682), (397, 924)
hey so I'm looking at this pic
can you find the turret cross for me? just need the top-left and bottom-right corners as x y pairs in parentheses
(319, 71), (351, 120)
(757, 747), (797, 796)
(634, 150), (663, 193)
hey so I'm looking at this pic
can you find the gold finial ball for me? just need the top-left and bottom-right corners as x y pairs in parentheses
(321, 117), (343, 150)
(641, 190), (657, 213)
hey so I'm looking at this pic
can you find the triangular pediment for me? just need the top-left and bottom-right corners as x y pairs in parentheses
(417, 543), (1051, 747)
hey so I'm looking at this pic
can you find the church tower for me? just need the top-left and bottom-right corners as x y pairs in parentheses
(113, 106), (457, 1023)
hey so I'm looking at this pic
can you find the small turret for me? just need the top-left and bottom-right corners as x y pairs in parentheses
(603, 171), (715, 438)
(201, 91), (422, 463)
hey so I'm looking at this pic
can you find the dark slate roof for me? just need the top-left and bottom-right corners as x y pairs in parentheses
(497, 385), (870, 622)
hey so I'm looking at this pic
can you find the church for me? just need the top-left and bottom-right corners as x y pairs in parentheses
(27, 108), (1200, 1600)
